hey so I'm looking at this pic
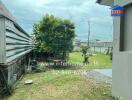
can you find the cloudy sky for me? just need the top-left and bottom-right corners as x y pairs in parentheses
(1, 0), (113, 41)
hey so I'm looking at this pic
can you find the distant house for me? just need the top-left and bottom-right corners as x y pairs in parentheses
(80, 40), (112, 53)
(73, 39), (81, 52)
(73, 39), (81, 47)
(97, 0), (132, 100)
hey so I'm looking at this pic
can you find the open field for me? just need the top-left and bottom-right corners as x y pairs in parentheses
(6, 70), (112, 100)
(69, 52), (112, 69)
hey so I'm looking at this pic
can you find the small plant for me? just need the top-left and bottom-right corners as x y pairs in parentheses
(110, 51), (113, 60)
(81, 46), (90, 64)
(109, 47), (113, 60)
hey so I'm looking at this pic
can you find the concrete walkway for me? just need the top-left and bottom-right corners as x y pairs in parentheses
(82, 70), (112, 85)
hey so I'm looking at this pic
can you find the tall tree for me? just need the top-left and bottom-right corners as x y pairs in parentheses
(33, 14), (75, 60)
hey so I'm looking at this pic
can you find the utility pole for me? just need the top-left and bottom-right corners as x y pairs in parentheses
(87, 20), (90, 48)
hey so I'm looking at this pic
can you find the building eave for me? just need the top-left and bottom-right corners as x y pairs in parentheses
(96, 0), (101, 4)
(96, 0), (114, 6)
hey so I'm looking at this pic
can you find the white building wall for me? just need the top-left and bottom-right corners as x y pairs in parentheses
(97, 0), (132, 99)
(112, 0), (132, 100)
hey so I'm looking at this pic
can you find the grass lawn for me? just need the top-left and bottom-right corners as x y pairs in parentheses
(69, 52), (112, 69)
(6, 70), (112, 100)
(5, 53), (113, 100)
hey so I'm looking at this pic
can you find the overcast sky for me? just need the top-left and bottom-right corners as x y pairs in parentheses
(2, 0), (113, 41)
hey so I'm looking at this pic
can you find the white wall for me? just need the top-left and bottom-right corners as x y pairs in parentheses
(112, 1), (132, 100)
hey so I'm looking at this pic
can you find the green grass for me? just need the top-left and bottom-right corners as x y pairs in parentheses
(6, 70), (112, 100)
(5, 52), (112, 100)
(69, 52), (112, 69)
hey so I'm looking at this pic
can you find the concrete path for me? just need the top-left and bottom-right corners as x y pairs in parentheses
(82, 70), (112, 85)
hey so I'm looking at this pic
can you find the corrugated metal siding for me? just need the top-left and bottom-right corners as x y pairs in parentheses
(0, 17), (6, 63)
(5, 19), (33, 63)
(0, 1), (33, 64)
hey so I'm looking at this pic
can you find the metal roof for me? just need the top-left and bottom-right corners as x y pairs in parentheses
(0, 0), (16, 22)
(0, 0), (31, 37)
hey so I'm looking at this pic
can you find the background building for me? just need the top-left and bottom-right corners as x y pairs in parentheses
(73, 39), (112, 54)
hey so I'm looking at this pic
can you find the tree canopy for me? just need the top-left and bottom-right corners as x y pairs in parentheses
(33, 14), (75, 60)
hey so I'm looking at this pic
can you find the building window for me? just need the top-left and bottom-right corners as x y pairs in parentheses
(120, 4), (132, 51)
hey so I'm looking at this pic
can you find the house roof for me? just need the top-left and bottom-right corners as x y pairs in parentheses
(0, 0), (31, 37)
(0, 0), (16, 22)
